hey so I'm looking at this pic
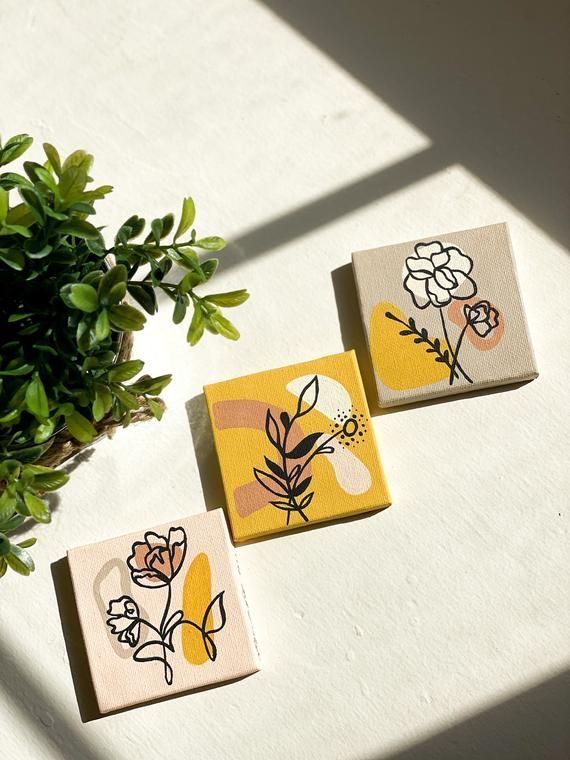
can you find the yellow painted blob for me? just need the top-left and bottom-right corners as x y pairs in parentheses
(370, 302), (449, 390)
(182, 552), (212, 665)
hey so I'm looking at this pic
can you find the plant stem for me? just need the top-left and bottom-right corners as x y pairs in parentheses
(280, 415), (309, 523)
(439, 310), (471, 384)
(448, 324), (470, 385)
(159, 583), (172, 684)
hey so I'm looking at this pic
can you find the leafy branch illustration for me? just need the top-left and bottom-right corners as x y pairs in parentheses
(253, 376), (363, 526)
(106, 527), (227, 685)
(396, 240), (501, 385)
(384, 311), (466, 382)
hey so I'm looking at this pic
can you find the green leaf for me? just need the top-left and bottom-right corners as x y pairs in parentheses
(24, 491), (51, 523)
(0, 188), (8, 220)
(68, 283), (99, 313)
(92, 385), (112, 421)
(5, 544), (35, 575)
(161, 213), (174, 239)
(57, 219), (100, 240)
(210, 312), (240, 340)
(29, 467), (69, 491)
(178, 271), (203, 293)
(194, 236), (226, 251)
(18, 537), (37, 549)
(127, 283), (157, 314)
(201, 259), (219, 280)
(112, 386), (140, 410)
(108, 359), (144, 382)
(0, 134), (33, 166)
(0, 249), (25, 270)
(95, 309), (110, 341)
(147, 398), (164, 420)
(107, 281), (127, 305)
(25, 374), (49, 418)
(59, 166), (88, 202)
(128, 374), (171, 395)
(174, 197), (196, 241)
(19, 187), (45, 223)
(66, 410), (97, 443)
(205, 289), (249, 307)
(0, 533), (11, 557)
(62, 149), (93, 175)
(0, 363), (33, 377)
(34, 166), (58, 194)
(34, 418), (56, 443)
(98, 264), (127, 302)
(150, 217), (163, 245)
(43, 142), (62, 177)
(187, 303), (204, 346)
(108, 304), (146, 331)
(173, 298), (187, 324)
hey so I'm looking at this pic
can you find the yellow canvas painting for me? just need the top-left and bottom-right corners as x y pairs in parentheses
(204, 351), (391, 543)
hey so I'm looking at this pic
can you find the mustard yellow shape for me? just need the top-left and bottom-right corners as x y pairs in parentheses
(370, 302), (449, 390)
(182, 552), (212, 665)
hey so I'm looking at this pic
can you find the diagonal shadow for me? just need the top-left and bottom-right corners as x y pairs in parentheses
(0, 627), (107, 759)
(260, 0), (570, 248)
(367, 669), (570, 760)
(218, 145), (449, 270)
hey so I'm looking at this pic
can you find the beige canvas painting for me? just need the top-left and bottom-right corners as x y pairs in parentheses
(67, 509), (259, 714)
(352, 223), (538, 407)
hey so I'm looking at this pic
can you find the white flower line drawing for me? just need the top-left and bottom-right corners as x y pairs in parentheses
(386, 240), (501, 385)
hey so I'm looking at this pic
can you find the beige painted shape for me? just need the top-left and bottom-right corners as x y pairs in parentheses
(67, 510), (260, 714)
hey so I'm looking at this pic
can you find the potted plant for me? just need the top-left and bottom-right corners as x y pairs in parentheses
(0, 133), (249, 579)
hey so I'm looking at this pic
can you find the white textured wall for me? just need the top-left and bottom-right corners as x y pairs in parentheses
(1, 2), (568, 758)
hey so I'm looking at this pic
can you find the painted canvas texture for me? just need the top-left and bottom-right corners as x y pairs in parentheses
(352, 223), (538, 407)
(204, 350), (391, 543)
(67, 509), (260, 714)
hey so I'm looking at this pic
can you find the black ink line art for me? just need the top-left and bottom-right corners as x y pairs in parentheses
(253, 376), (367, 525)
(395, 241), (500, 385)
(106, 527), (227, 685)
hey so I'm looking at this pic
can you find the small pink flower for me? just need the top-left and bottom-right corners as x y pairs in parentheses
(464, 300), (500, 337)
(127, 527), (187, 588)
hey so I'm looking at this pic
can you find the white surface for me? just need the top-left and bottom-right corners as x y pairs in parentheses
(1, 2), (568, 759)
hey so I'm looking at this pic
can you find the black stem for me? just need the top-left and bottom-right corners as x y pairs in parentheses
(449, 324), (470, 385)
(439, 309), (472, 384)
(159, 583), (172, 684)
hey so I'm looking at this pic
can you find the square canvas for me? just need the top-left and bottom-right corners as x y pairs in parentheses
(352, 223), (538, 407)
(67, 509), (259, 714)
(204, 350), (391, 543)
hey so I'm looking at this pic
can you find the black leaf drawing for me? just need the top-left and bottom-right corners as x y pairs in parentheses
(265, 409), (281, 451)
(253, 467), (288, 497)
(295, 375), (319, 418)
(264, 456), (286, 480)
(254, 375), (367, 526)
(292, 477), (311, 496)
(287, 432), (323, 459)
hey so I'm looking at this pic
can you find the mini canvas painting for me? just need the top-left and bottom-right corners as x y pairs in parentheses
(352, 223), (538, 407)
(204, 350), (391, 543)
(67, 510), (259, 714)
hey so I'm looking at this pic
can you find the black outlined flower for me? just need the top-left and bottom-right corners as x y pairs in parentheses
(127, 527), (186, 588)
(106, 595), (141, 647)
(464, 300), (500, 337)
(105, 527), (227, 686)
(404, 241), (476, 309)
